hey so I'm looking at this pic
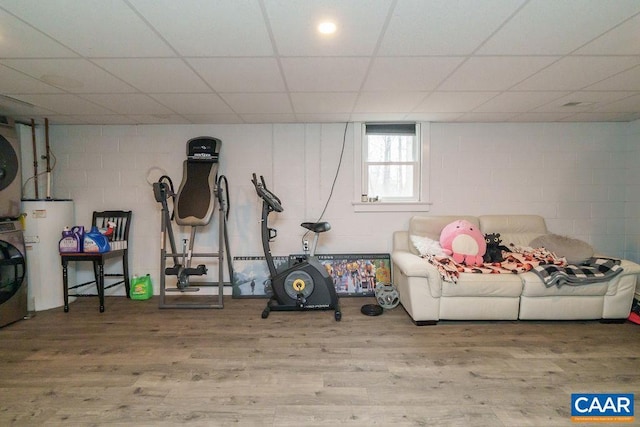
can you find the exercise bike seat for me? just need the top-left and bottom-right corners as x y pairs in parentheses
(301, 222), (331, 233)
(175, 137), (221, 226)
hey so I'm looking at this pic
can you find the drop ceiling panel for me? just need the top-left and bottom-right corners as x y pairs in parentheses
(0, 9), (77, 58)
(363, 57), (464, 91)
(473, 91), (569, 113)
(594, 93), (640, 113)
(265, 0), (392, 56)
(149, 93), (234, 115)
(513, 56), (640, 91)
(0, 0), (175, 57)
(2, 59), (136, 93)
(575, 14), (640, 55)
(239, 113), (297, 123)
(0, 65), (62, 94)
(378, 0), (525, 55)
(281, 58), (369, 91)
(182, 114), (243, 124)
(438, 57), (559, 91)
(15, 94), (117, 115)
(220, 93), (292, 114)
(478, 0), (640, 55)
(80, 94), (175, 115)
(290, 92), (357, 114)
(1, 1), (639, 124)
(535, 91), (637, 113)
(187, 58), (285, 92)
(415, 92), (500, 113)
(130, 0), (273, 56)
(93, 59), (211, 93)
(353, 91), (427, 113)
(457, 112), (519, 122)
(584, 66), (640, 91)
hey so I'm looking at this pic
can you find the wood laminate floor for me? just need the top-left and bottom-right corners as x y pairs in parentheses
(0, 296), (638, 426)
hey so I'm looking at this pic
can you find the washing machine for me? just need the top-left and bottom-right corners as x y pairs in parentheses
(0, 219), (27, 327)
(0, 117), (27, 327)
(0, 116), (21, 218)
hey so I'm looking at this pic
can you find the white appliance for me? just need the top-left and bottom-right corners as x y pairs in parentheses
(22, 199), (74, 311)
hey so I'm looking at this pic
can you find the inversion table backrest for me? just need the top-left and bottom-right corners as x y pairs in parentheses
(175, 137), (221, 226)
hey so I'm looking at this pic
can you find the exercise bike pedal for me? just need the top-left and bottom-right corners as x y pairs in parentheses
(164, 265), (182, 276)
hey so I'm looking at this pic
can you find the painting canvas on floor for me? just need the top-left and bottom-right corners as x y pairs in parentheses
(232, 256), (288, 298)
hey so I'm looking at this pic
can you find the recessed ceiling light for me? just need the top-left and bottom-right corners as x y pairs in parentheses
(318, 21), (337, 35)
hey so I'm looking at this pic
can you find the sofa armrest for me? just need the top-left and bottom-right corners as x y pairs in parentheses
(391, 250), (442, 298)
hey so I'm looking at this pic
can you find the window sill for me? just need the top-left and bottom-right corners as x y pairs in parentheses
(352, 201), (432, 213)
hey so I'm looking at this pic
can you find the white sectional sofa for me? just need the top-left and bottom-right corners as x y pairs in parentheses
(391, 215), (640, 325)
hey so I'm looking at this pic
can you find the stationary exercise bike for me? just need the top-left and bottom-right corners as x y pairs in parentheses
(251, 174), (341, 321)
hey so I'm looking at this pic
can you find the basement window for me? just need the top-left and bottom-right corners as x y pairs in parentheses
(353, 122), (431, 212)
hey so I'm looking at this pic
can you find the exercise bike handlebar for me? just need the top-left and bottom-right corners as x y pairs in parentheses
(251, 173), (283, 212)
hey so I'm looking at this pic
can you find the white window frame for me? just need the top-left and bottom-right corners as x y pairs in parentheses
(352, 122), (431, 213)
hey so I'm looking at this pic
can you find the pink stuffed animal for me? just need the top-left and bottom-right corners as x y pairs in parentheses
(439, 220), (487, 266)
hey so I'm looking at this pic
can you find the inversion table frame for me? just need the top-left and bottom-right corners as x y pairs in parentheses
(153, 136), (232, 309)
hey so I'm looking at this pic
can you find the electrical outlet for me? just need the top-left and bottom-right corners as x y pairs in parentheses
(303, 240), (309, 252)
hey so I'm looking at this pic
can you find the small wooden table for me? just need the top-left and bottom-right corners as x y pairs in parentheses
(60, 249), (129, 313)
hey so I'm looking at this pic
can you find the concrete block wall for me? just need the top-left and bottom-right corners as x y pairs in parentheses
(19, 120), (639, 295)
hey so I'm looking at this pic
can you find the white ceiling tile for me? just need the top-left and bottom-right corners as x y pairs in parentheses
(478, 0), (640, 55)
(290, 92), (357, 114)
(594, 93), (640, 113)
(0, 9), (78, 58)
(149, 93), (234, 115)
(72, 115), (137, 125)
(439, 57), (559, 91)
(535, 91), (637, 113)
(130, 0), (273, 56)
(187, 58), (285, 92)
(364, 57), (464, 91)
(0, 65), (62, 94)
(584, 65), (640, 91)
(457, 112), (519, 122)
(182, 114), (244, 124)
(513, 57), (640, 91)
(15, 94), (117, 115)
(474, 91), (569, 113)
(80, 94), (174, 115)
(575, 14), (640, 55)
(264, 0), (392, 56)
(238, 113), (297, 123)
(125, 114), (191, 125)
(0, 0), (174, 57)
(2, 59), (136, 93)
(281, 58), (369, 91)
(220, 93), (292, 114)
(350, 113), (411, 122)
(0, 97), (56, 117)
(415, 92), (500, 113)
(403, 112), (464, 122)
(295, 113), (351, 122)
(559, 112), (640, 122)
(379, 0), (525, 55)
(353, 92), (427, 113)
(93, 59), (210, 93)
(508, 112), (574, 122)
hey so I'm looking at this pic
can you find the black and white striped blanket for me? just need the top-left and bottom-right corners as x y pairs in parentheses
(533, 257), (623, 287)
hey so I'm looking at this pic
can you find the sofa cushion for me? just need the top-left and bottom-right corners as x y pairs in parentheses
(408, 215), (479, 255)
(520, 272), (608, 297)
(529, 234), (594, 265)
(441, 273), (523, 297)
(479, 215), (548, 247)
